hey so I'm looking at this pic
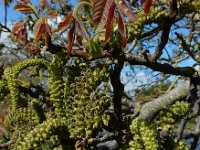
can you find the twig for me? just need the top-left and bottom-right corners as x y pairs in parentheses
(0, 141), (12, 149)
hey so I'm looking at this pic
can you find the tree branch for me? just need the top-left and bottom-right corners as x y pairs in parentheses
(125, 54), (197, 78)
(153, 0), (178, 61)
(138, 81), (189, 120)
(0, 141), (12, 149)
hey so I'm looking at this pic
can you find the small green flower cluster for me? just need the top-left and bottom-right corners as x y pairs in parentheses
(179, 0), (200, 15)
(13, 118), (69, 150)
(127, 7), (167, 41)
(64, 65), (111, 138)
(173, 139), (189, 150)
(156, 101), (190, 131)
(129, 118), (159, 150)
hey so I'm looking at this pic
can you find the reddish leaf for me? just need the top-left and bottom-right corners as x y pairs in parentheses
(15, 28), (25, 42)
(31, 45), (40, 54)
(75, 34), (83, 46)
(45, 32), (51, 46)
(92, 0), (107, 25)
(54, 12), (73, 32)
(104, 2), (116, 44)
(142, 0), (152, 14)
(23, 29), (28, 45)
(95, 0), (114, 31)
(45, 23), (51, 36)
(14, 3), (32, 14)
(118, 0), (136, 21)
(39, 0), (47, 9)
(46, 9), (58, 18)
(12, 21), (24, 34)
(45, 24), (51, 46)
(67, 24), (75, 58)
(33, 19), (45, 41)
(76, 18), (89, 40)
(118, 11), (127, 48)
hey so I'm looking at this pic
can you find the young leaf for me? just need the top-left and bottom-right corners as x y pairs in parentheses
(67, 24), (75, 58)
(95, 0), (114, 31)
(12, 21), (24, 34)
(76, 18), (90, 40)
(33, 19), (45, 41)
(31, 45), (40, 54)
(46, 9), (58, 18)
(104, 2), (116, 45)
(118, 0), (136, 21)
(142, 0), (152, 14)
(45, 24), (51, 46)
(92, 0), (107, 25)
(14, 3), (32, 14)
(54, 12), (73, 32)
(39, 0), (47, 9)
(15, 28), (25, 42)
(118, 11), (127, 48)
(45, 31), (51, 46)
(23, 29), (28, 45)
(45, 23), (51, 36)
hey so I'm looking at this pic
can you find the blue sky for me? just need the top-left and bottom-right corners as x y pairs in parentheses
(0, 0), (78, 23)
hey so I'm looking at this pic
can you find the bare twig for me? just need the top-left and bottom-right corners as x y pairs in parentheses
(0, 141), (12, 149)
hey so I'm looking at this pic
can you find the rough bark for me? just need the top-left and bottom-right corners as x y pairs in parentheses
(138, 81), (190, 120)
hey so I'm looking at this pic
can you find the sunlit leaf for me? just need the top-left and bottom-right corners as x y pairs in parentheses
(33, 19), (45, 41)
(45, 23), (51, 35)
(39, 0), (47, 9)
(95, 0), (114, 31)
(93, 0), (107, 25)
(104, 2), (116, 44)
(14, 3), (32, 14)
(15, 28), (25, 42)
(45, 32), (51, 46)
(23, 29), (28, 45)
(54, 12), (73, 32)
(118, 11), (127, 48)
(45, 24), (51, 46)
(12, 21), (24, 34)
(142, 0), (152, 14)
(86, 39), (101, 58)
(67, 24), (75, 58)
(118, 0), (136, 21)
(76, 18), (89, 40)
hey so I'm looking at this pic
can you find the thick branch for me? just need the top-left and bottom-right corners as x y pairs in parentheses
(110, 49), (124, 136)
(125, 54), (197, 78)
(138, 81), (189, 120)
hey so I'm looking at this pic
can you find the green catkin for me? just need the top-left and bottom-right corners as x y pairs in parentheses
(13, 118), (69, 150)
(127, 7), (167, 42)
(64, 65), (111, 138)
(48, 53), (66, 117)
(4, 107), (37, 130)
(4, 59), (46, 110)
(156, 101), (190, 131)
(129, 118), (159, 150)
